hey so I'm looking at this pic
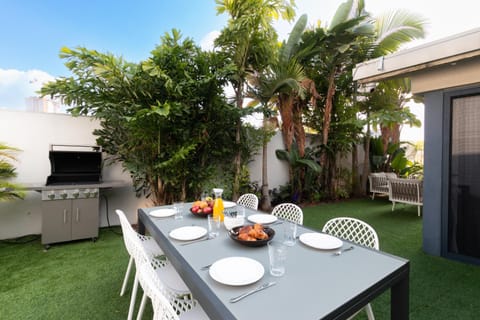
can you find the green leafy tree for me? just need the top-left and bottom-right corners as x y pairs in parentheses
(41, 30), (237, 205)
(275, 142), (321, 203)
(358, 79), (421, 186)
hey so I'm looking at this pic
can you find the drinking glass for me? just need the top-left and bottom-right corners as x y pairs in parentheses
(208, 214), (221, 238)
(268, 241), (287, 277)
(283, 220), (297, 246)
(237, 205), (246, 219)
(224, 214), (245, 230)
(173, 202), (184, 220)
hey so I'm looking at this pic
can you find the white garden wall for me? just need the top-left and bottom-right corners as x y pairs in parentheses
(0, 110), (289, 239)
(0, 110), (147, 239)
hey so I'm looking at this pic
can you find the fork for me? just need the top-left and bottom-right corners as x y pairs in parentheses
(200, 263), (212, 270)
(179, 235), (214, 246)
(333, 245), (354, 256)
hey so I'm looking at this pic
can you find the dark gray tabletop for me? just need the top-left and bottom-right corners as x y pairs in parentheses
(138, 205), (409, 320)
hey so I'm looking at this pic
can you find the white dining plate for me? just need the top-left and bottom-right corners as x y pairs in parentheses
(247, 213), (278, 224)
(299, 233), (343, 250)
(149, 208), (176, 218)
(209, 257), (265, 286)
(223, 201), (237, 208)
(169, 226), (207, 241)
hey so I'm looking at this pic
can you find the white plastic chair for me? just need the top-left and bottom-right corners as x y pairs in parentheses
(322, 217), (379, 320)
(271, 203), (303, 225)
(115, 210), (192, 320)
(117, 211), (164, 297)
(237, 193), (259, 210)
(116, 210), (166, 320)
(137, 262), (209, 320)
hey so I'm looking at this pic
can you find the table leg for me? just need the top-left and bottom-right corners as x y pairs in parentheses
(137, 209), (146, 235)
(391, 268), (409, 320)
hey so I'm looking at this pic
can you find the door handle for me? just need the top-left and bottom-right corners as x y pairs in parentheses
(63, 209), (67, 224)
(76, 208), (79, 222)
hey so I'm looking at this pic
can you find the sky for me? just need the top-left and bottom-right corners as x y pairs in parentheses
(1, 0), (479, 139)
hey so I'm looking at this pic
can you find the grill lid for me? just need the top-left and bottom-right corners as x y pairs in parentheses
(46, 145), (102, 185)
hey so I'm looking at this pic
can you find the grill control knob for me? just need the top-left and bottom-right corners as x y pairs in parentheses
(84, 189), (91, 198)
(47, 191), (55, 200)
(72, 189), (80, 198)
(60, 190), (68, 199)
(90, 189), (98, 198)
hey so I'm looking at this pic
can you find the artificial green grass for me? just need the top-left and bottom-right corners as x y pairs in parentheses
(1, 198), (479, 319)
(0, 227), (153, 319)
(302, 197), (480, 319)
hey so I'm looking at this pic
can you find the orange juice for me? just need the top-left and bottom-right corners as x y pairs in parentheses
(212, 188), (225, 221)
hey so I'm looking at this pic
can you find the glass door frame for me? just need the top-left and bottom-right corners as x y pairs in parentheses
(442, 86), (480, 265)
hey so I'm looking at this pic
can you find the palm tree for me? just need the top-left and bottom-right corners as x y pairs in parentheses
(291, 0), (425, 197)
(214, 0), (296, 200)
(0, 143), (25, 201)
(358, 78), (422, 188)
(357, 8), (426, 192)
(246, 14), (313, 209)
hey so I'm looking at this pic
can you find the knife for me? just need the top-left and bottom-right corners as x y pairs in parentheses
(179, 235), (213, 246)
(229, 282), (276, 303)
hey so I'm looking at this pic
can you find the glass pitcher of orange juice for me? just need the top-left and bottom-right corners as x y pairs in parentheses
(212, 188), (225, 222)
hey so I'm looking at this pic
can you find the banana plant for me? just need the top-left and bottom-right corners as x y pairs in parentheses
(275, 142), (322, 203)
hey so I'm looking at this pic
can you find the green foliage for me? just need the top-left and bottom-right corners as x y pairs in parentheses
(41, 31), (244, 205)
(369, 137), (423, 178)
(275, 142), (322, 202)
(294, 1), (426, 199)
(0, 143), (25, 202)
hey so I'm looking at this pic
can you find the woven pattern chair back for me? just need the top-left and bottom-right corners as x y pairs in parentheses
(115, 209), (138, 258)
(237, 193), (259, 210)
(115, 210), (168, 268)
(271, 203), (303, 225)
(116, 210), (194, 315)
(137, 263), (181, 320)
(322, 217), (379, 250)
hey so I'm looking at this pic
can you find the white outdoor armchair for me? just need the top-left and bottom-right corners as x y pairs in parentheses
(237, 193), (259, 210)
(388, 178), (423, 216)
(368, 172), (397, 200)
(271, 203), (303, 225)
(322, 217), (379, 320)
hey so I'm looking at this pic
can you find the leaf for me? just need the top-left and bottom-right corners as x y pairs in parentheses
(296, 159), (322, 173)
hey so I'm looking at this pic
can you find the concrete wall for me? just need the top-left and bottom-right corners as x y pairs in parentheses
(248, 132), (289, 192)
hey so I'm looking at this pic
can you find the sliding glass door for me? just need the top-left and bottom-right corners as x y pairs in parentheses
(449, 94), (480, 259)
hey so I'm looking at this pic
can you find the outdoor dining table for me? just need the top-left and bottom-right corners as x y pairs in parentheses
(138, 204), (409, 320)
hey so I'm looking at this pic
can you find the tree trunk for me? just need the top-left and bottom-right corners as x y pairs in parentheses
(318, 69), (336, 195)
(260, 122), (272, 211)
(232, 84), (244, 201)
(293, 100), (306, 158)
(319, 69), (336, 168)
(360, 125), (371, 195)
(351, 142), (362, 196)
(232, 121), (242, 201)
(278, 93), (295, 152)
